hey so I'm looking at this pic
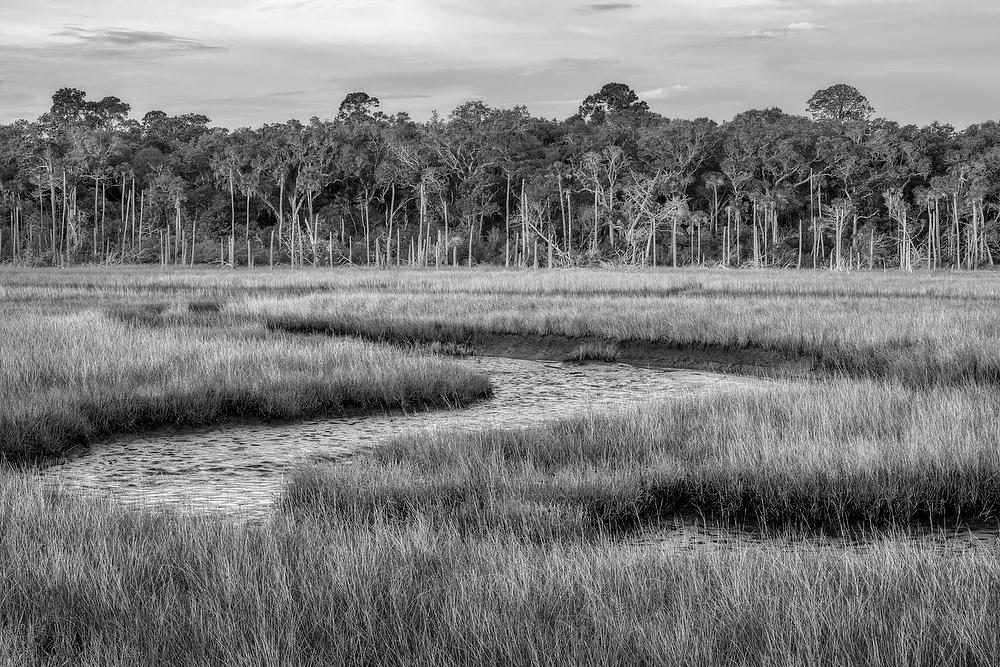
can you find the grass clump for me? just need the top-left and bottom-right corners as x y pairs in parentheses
(568, 340), (622, 363)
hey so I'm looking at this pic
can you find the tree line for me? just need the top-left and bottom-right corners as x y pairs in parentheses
(0, 82), (996, 270)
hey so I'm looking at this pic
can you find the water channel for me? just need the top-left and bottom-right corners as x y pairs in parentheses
(40, 357), (754, 516)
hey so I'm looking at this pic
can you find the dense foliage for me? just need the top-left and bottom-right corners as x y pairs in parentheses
(0, 83), (996, 269)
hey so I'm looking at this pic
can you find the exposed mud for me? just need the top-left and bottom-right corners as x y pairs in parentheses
(466, 333), (815, 378)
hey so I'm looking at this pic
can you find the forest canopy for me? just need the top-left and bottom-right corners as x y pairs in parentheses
(0, 82), (994, 270)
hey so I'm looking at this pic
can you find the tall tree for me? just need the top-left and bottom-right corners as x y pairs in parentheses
(578, 83), (649, 125)
(807, 84), (875, 122)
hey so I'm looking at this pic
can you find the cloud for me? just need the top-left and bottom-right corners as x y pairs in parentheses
(639, 84), (693, 100)
(519, 56), (618, 75)
(578, 2), (637, 12)
(256, 0), (325, 13)
(378, 91), (433, 100)
(527, 98), (582, 106)
(735, 21), (828, 40)
(786, 22), (826, 31)
(51, 25), (225, 56)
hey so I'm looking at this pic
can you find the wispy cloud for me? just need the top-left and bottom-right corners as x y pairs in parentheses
(51, 25), (225, 56)
(578, 2), (637, 12)
(735, 21), (828, 40)
(378, 91), (433, 100)
(526, 98), (581, 106)
(639, 84), (693, 100)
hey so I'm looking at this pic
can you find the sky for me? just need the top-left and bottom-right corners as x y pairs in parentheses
(1, 0), (998, 129)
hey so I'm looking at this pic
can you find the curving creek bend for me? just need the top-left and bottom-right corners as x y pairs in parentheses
(37, 356), (1000, 551)
(42, 357), (748, 514)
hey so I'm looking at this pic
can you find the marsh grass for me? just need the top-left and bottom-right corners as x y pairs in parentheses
(5, 266), (1000, 663)
(4, 264), (1000, 301)
(568, 340), (622, 363)
(220, 270), (1000, 386)
(251, 294), (1000, 384)
(2, 476), (1000, 666)
(284, 380), (1000, 535)
(0, 309), (491, 459)
(7, 265), (1000, 384)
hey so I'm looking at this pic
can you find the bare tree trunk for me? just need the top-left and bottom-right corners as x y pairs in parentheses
(953, 194), (961, 268)
(387, 184), (396, 267)
(671, 216), (677, 268)
(364, 197), (371, 265)
(61, 170), (68, 263)
(246, 189), (252, 268)
(100, 182), (106, 261)
(191, 211), (198, 266)
(228, 171), (236, 267)
(591, 186), (598, 255)
(522, 180), (528, 262)
(278, 180), (284, 258)
(418, 182), (426, 266)
(557, 172), (567, 253)
(652, 217), (657, 267)
(48, 165), (57, 263)
(696, 216), (702, 265)
(566, 190), (573, 259)
(137, 189), (145, 253)
(797, 217), (803, 269)
(505, 173), (511, 267)
(129, 179), (136, 255)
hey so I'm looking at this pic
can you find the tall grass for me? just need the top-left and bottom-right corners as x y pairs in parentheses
(7, 265), (1000, 383)
(2, 476), (999, 666)
(220, 271), (1000, 385)
(4, 265), (1000, 301)
(285, 380), (1000, 534)
(5, 266), (1000, 663)
(0, 309), (491, 459)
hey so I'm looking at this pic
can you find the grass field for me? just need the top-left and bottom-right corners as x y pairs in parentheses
(5, 264), (995, 383)
(2, 265), (1000, 663)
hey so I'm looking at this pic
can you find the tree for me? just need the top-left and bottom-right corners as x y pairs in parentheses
(636, 117), (719, 264)
(337, 92), (381, 123)
(4, 83), (1000, 270)
(578, 83), (649, 125)
(49, 88), (90, 126)
(46, 88), (131, 132)
(807, 84), (874, 122)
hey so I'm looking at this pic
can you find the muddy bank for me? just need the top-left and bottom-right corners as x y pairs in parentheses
(467, 333), (815, 378)
(267, 319), (816, 378)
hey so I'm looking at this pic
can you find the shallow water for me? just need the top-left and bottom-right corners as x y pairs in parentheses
(40, 357), (754, 516)
(637, 520), (1000, 553)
